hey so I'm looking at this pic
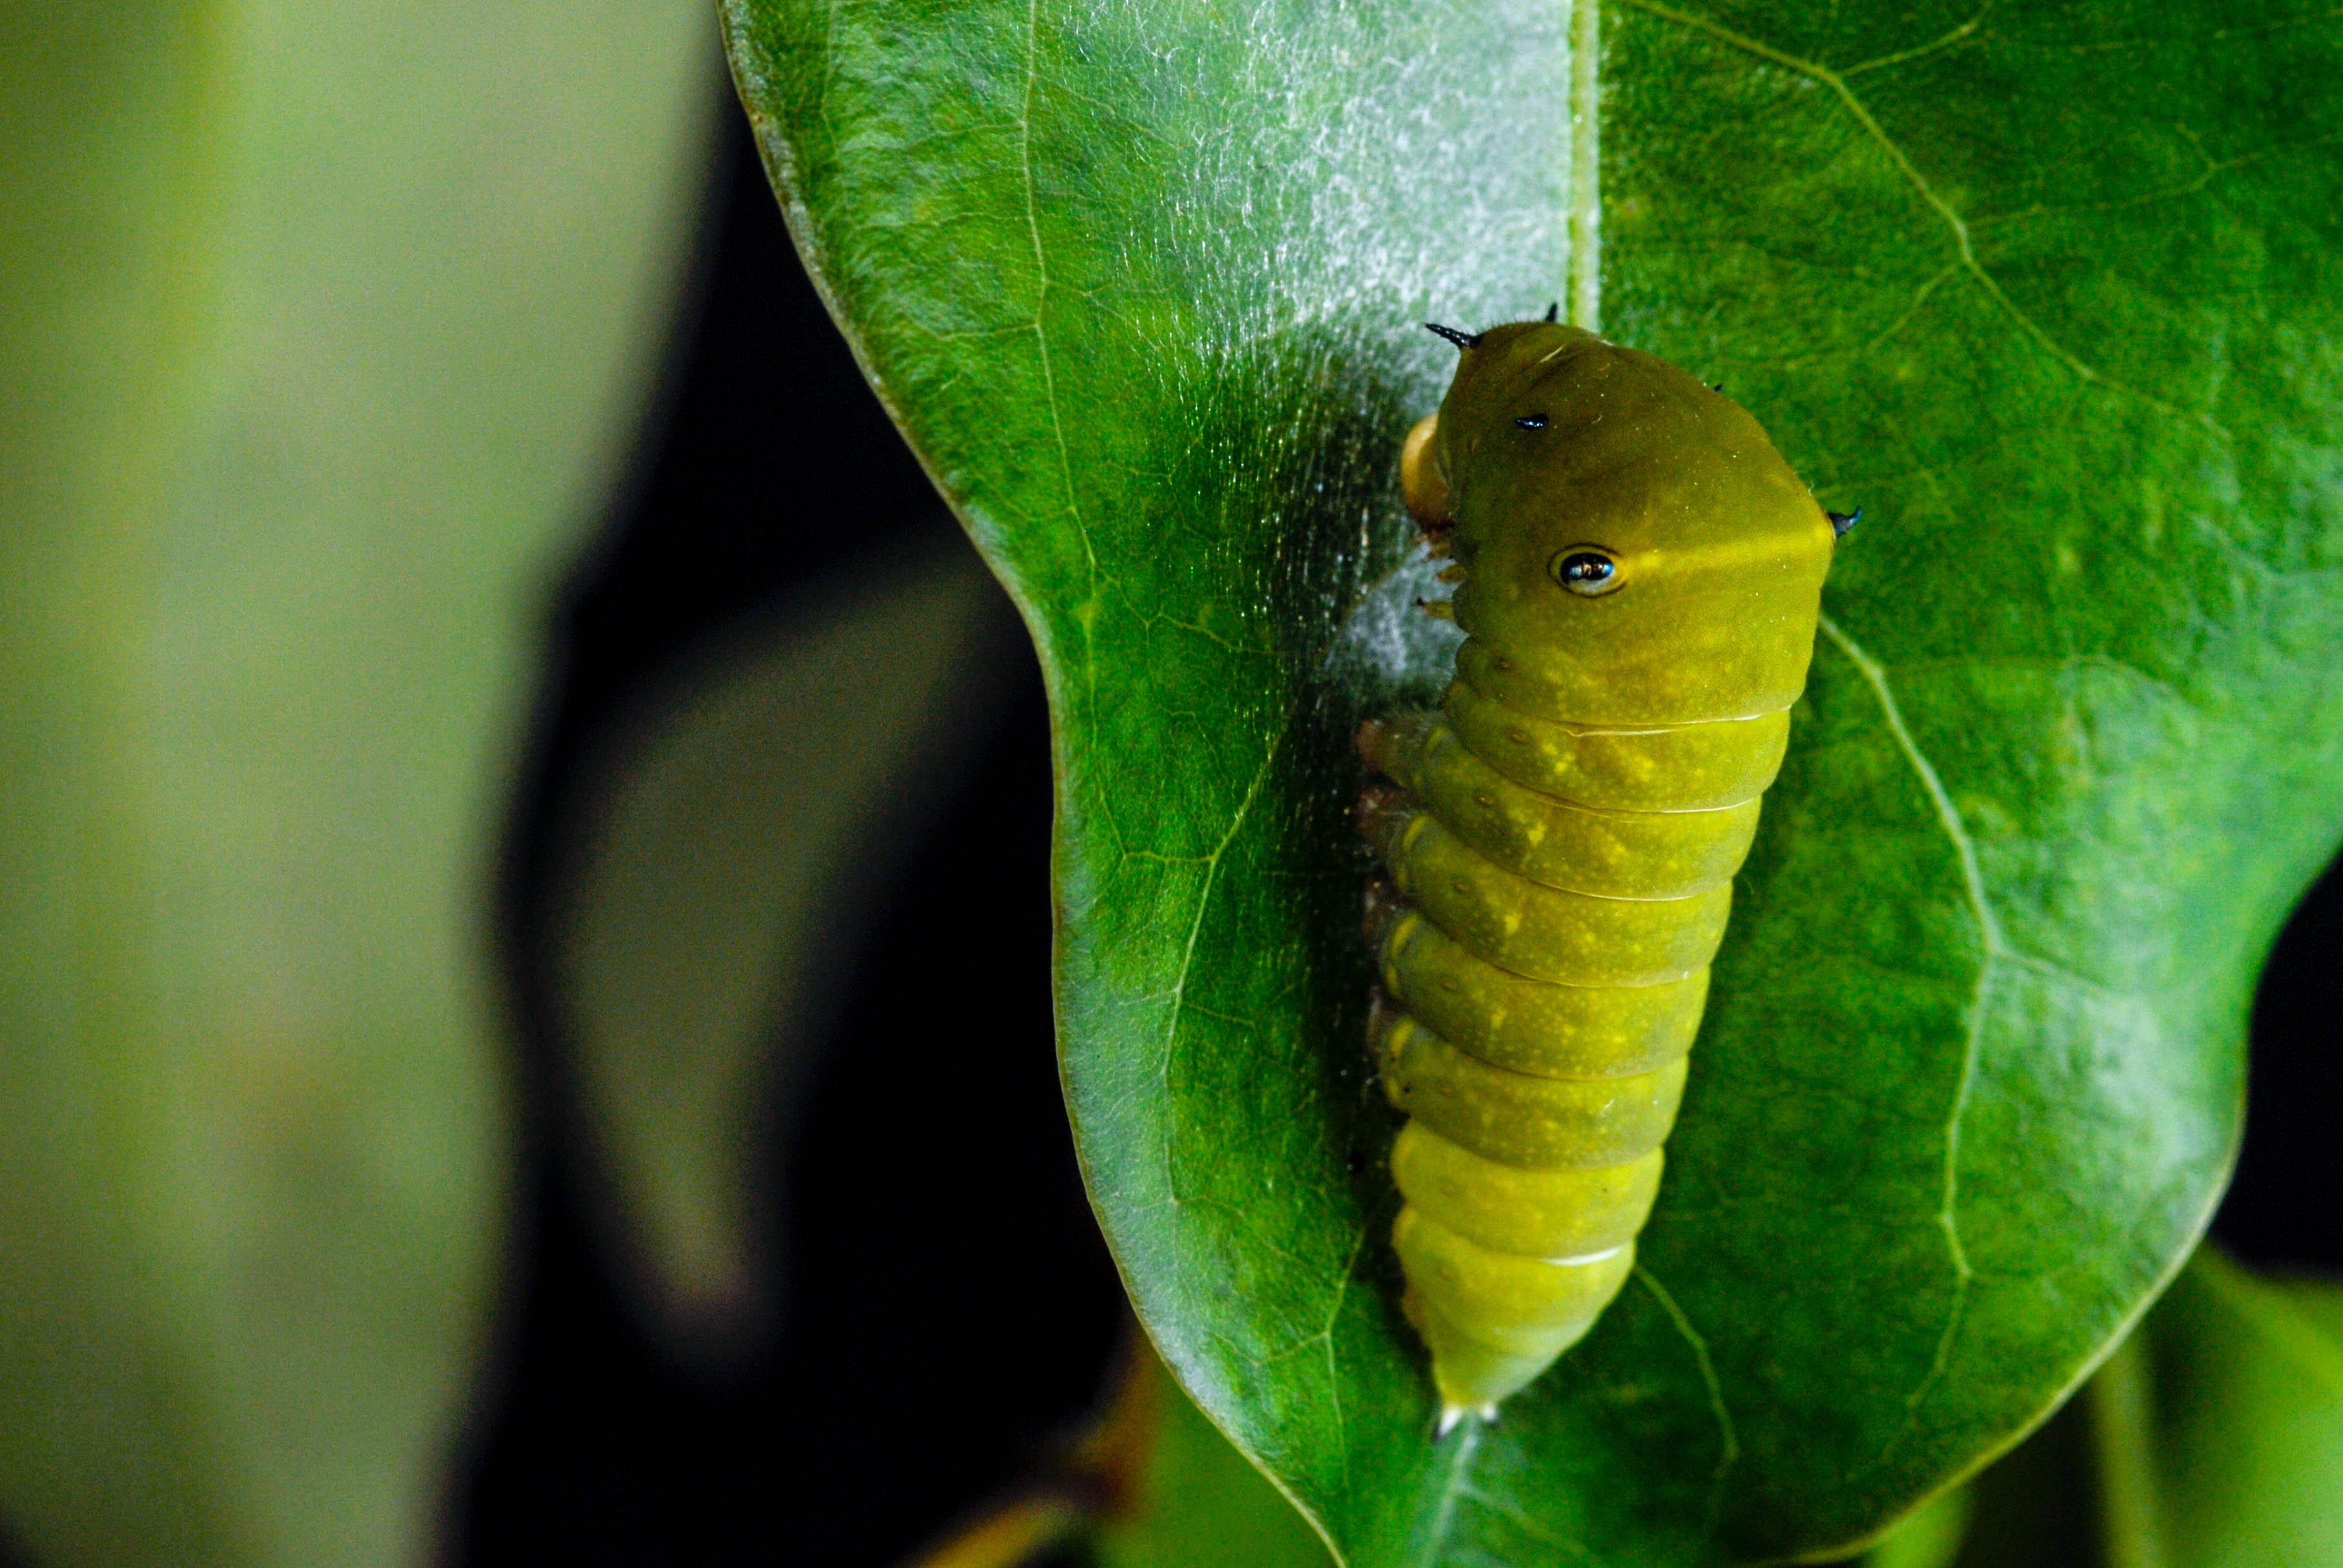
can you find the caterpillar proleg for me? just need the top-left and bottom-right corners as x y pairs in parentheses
(1361, 320), (1850, 1433)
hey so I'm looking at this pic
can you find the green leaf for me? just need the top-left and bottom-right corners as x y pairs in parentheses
(1890, 1248), (2343, 1568)
(1921, 1366), (2098, 1568)
(2117, 1250), (2343, 1567)
(722, 0), (2343, 1561)
(1094, 1348), (1335, 1568)
(1864, 1485), (1970, 1568)
(545, 536), (1020, 1359)
(0, 2), (714, 1562)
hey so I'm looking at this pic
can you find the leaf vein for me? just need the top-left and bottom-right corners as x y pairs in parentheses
(1453, 1483), (1590, 1558)
(1014, 0), (1103, 717)
(1615, 0), (2232, 441)
(1841, 1), (1994, 79)
(1159, 732), (1284, 1203)
(1313, 1219), (1373, 1497)
(1635, 1266), (1741, 1492)
(1413, 1423), (1484, 1568)
(1817, 614), (1990, 1427)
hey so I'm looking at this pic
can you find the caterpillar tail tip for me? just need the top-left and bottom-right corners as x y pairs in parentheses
(1434, 1401), (1498, 1439)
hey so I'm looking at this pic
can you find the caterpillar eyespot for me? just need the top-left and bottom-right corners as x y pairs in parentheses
(1551, 549), (1619, 596)
(1373, 318), (1856, 1432)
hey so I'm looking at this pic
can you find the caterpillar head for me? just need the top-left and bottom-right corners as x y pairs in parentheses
(1419, 321), (1841, 725)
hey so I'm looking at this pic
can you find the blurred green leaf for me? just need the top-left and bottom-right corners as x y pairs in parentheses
(0, 1), (715, 1562)
(2118, 1250), (2343, 1568)
(1867, 1486), (1972, 1568)
(1926, 1374), (2100, 1568)
(1878, 1248), (2343, 1568)
(722, 0), (2343, 1561)
(546, 535), (1023, 1362)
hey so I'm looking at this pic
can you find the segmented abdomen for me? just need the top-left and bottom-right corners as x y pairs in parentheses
(1361, 654), (1790, 1416)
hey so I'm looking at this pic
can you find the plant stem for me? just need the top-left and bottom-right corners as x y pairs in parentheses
(2087, 1330), (2167, 1568)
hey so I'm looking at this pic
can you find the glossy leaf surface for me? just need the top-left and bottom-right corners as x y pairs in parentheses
(722, 0), (2343, 1560)
(0, 3), (713, 1560)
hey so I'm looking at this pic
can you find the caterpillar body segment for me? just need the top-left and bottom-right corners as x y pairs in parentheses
(1362, 793), (1733, 988)
(1366, 321), (1843, 1430)
(1367, 715), (1764, 900)
(1369, 893), (1708, 1081)
(1375, 1004), (1692, 1170)
(1440, 680), (1793, 813)
(1389, 1122), (1664, 1257)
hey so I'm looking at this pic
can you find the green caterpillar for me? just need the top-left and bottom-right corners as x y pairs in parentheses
(1359, 318), (1852, 1432)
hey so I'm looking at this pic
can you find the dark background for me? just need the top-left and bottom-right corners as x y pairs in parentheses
(455, 111), (2342, 1565)
(461, 117), (1123, 1567)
